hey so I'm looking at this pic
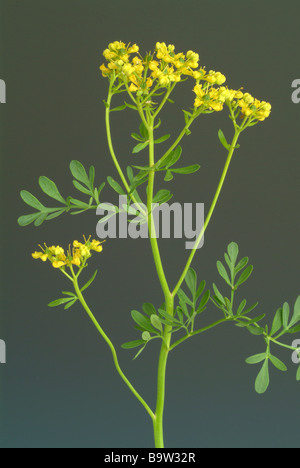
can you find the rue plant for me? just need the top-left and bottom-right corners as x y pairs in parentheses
(18, 41), (300, 448)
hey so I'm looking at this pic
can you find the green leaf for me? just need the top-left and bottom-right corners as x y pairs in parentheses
(286, 324), (300, 334)
(48, 298), (74, 307)
(158, 307), (181, 325)
(20, 190), (46, 211)
(171, 165), (200, 175)
(131, 310), (157, 334)
(133, 345), (147, 360)
(39, 176), (66, 204)
(111, 104), (127, 112)
(70, 160), (90, 187)
(237, 299), (247, 316)
(154, 134), (170, 144)
(234, 257), (249, 274)
(185, 268), (197, 298)
(142, 331), (151, 342)
(247, 326), (265, 336)
(73, 180), (92, 196)
(216, 261), (232, 287)
(154, 118), (162, 130)
(195, 280), (206, 301)
(18, 213), (40, 226)
(269, 355), (287, 372)
(270, 308), (283, 336)
(34, 213), (48, 226)
(81, 270), (98, 292)
(218, 129), (230, 150)
(139, 122), (148, 140)
(131, 132), (144, 142)
(255, 360), (270, 394)
(242, 302), (259, 316)
(46, 209), (67, 221)
(196, 290), (210, 313)
(227, 242), (239, 265)
(125, 101), (138, 111)
(89, 166), (95, 187)
(162, 146), (182, 169)
(296, 365), (300, 382)
(235, 265), (253, 288)
(289, 296), (300, 328)
(69, 198), (90, 208)
(282, 302), (290, 330)
(150, 314), (163, 332)
(164, 170), (174, 182)
(142, 303), (157, 316)
(132, 141), (149, 154)
(236, 314), (266, 327)
(64, 299), (77, 310)
(107, 176), (126, 195)
(153, 189), (173, 205)
(62, 291), (77, 297)
(177, 288), (194, 307)
(246, 353), (267, 365)
(121, 340), (146, 349)
(98, 182), (106, 196)
(213, 283), (225, 305)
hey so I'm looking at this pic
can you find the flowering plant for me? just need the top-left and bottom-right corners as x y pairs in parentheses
(19, 41), (299, 448)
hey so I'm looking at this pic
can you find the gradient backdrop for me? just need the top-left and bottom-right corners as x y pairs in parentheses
(0, 0), (300, 448)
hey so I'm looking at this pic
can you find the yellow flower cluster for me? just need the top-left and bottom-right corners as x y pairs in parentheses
(193, 85), (243, 112)
(100, 40), (271, 122)
(149, 42), (200, 86)
(100, 41), (147, 93)
(193, 83), (271, 121)
(32, 237), (104, 269)
(100, 40), (201, 93)
(236, 93), (272, 121)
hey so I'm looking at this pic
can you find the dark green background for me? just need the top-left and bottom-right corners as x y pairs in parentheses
(0, 0), (299, 448)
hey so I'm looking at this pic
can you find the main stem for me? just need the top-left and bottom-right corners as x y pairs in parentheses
(147, 117), (173, 448)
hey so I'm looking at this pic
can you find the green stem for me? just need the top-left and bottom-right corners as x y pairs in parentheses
(71, 269), (155, 422)
(153, 83), (177, 120)
(147, 119), (171, 299)
(153, 295), (174, 448)
(170, 317), (232, 351)
(106, 82), (146, 215)
(269, 338), (298, 352)
(155, 109), (199, 169)
(147, 118), (173, 448)
(172, 128), (241, 297)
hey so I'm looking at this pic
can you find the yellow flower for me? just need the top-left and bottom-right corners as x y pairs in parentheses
(128, 44), (139, 54)
(32, 251), (48, 262)
(99, 64), (112, 77)
(52, 260), (66, 269)
(193, 84), (224, 112)
(32, 237), (105, 270)
(122, 63), (135, 77)
(236, 94), (271, 122)
(205, 70), (226, 85)
(129, 83), (138, 92)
